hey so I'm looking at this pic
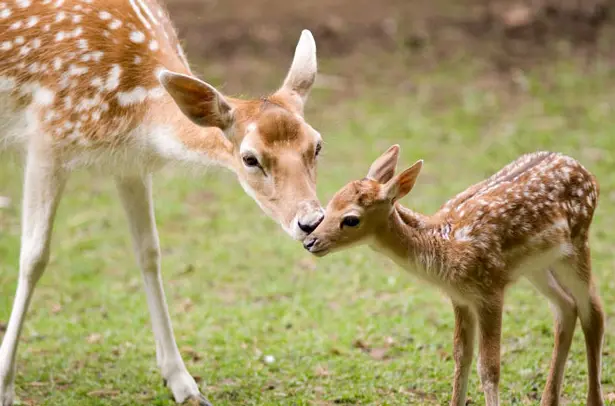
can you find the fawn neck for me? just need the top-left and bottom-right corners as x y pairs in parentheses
(371, 204), (449, 281)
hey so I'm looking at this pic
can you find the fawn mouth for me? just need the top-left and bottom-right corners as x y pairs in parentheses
(306, 245), (330, 257)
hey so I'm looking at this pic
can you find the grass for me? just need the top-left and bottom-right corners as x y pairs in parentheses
(1, 56), (615, 405)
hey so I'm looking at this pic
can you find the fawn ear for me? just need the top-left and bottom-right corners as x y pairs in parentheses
(382, 159), (423, 202)
(366, 145), (400, 184)
(158, 69), (234, 131)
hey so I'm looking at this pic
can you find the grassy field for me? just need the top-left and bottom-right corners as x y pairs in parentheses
(1, 57), (615, 405)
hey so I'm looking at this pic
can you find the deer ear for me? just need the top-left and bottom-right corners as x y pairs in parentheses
(278, 30), (317, 110)
(366, 145), (400, 184)
(382, 159), (423, 202)
(158, 69), (234, 131)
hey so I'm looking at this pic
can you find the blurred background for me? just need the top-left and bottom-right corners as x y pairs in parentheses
(1, 0), (614, 404)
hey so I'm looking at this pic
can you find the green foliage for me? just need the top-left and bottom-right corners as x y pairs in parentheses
(1, 59), (614, 405)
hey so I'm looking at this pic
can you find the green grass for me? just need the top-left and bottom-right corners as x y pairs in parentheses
(1, 58), (615, 405)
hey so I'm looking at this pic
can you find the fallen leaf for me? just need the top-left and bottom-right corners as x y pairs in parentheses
(297, 258), (316, 271)
(438, 349), (451, 361)
(314, 364), (330, 377)
(28, 382), (47, 387)
(87, 389), (120, 398)
(86, 333), (102, 344)
(178, 298), (193, 313)
(352, 338), (370, 351)
(51, 303), (62, 314)
(502, 4), (533, 28)
(606, 393), (615, 401)
(384, 336), (395, 347)
(0, 196), (11, 209)
(369, 347), (389, 361)
(329, 347), (343, 356)
(180, 346), (202, 362)
(184, 397), (204, 406)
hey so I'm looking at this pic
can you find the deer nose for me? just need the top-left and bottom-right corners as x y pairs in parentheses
(303, 236), (317, 251)
(298, 212), (324, 234)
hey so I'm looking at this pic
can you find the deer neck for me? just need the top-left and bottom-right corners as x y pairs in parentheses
(370, 203), (449, 281)
(142, 95), (236, 170)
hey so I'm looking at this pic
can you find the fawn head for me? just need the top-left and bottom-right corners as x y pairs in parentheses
(304, 145), (423, 255)
(159, 31), (323, 240)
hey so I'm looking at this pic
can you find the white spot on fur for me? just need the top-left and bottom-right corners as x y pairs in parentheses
(130, 31), (145, 43)
(16, 0), (31, 8)
(69, 64), (88, 76)
(33, 87), (55, 106)
(149, 40), (159, 51)
(1, 41), (12, 51)
(10, 21), (22, 30)
(116, 86), (149, 106)
(109, 19), (122, 29)
(25, 15), (38, 27)
(55, 31), (66, 41)
(71, 27), (83, 37)
(77, 39), (88, 49)
(0, 76), (16, 92)
(55, 11), (66, 22)
(72, 14), (82, 23)
(129, 0), (151, 30)
(136, 0), (159, 26)
(454, 226), (473, 242)
(0, 8), (11, 19)
(98, 11), (111, 20)
(105, 64), (122, 91)
(31, 38), (41, 48)
(53, 57), (63, 70)
(133, 55), (142, 64)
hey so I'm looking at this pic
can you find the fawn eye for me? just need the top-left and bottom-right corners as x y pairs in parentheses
(315, 142), (322, 157)
(341, 216), (360, 228)
(242, 154), (260, 168)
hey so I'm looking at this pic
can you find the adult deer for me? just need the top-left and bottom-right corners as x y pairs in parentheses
(0, 1), (324, 405)
(304, 146), (605, 406)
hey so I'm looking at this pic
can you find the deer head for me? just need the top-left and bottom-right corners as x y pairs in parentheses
(158, 31), (323, 240)
(304, 145), (423, 255)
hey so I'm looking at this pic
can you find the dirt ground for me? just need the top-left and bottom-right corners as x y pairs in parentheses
(165, 0), (612, 69)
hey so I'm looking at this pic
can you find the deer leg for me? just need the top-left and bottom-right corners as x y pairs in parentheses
(527, 269), (577, 406)
(450, 303), (476, 406)
(115, 175), (212, 406)
(0, 146), (68, 406)
(552, 246), (605, 406)
(476, 296), (503, 406)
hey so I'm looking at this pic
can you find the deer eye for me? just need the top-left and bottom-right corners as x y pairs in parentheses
(242, 154), (260, 168)
(315, 142), (322, 157)
(341, 216), (360, 228)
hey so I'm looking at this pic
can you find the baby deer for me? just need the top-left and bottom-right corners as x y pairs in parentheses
(304, 145), (605, 406)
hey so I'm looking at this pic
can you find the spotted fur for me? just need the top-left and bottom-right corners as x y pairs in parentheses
(0, 2), (324, 405)
(307, 146), (605, 406)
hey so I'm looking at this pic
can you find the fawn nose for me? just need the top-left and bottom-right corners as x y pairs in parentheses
(303, 237), (317, 251)
(298, 212), (324, 234)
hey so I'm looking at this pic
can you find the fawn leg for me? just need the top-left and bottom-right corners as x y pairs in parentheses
(451, 303), (476, 406)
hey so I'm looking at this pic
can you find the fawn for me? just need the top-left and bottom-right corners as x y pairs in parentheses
(0, 1), (324, 405)
(304, 145), (605, 406)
